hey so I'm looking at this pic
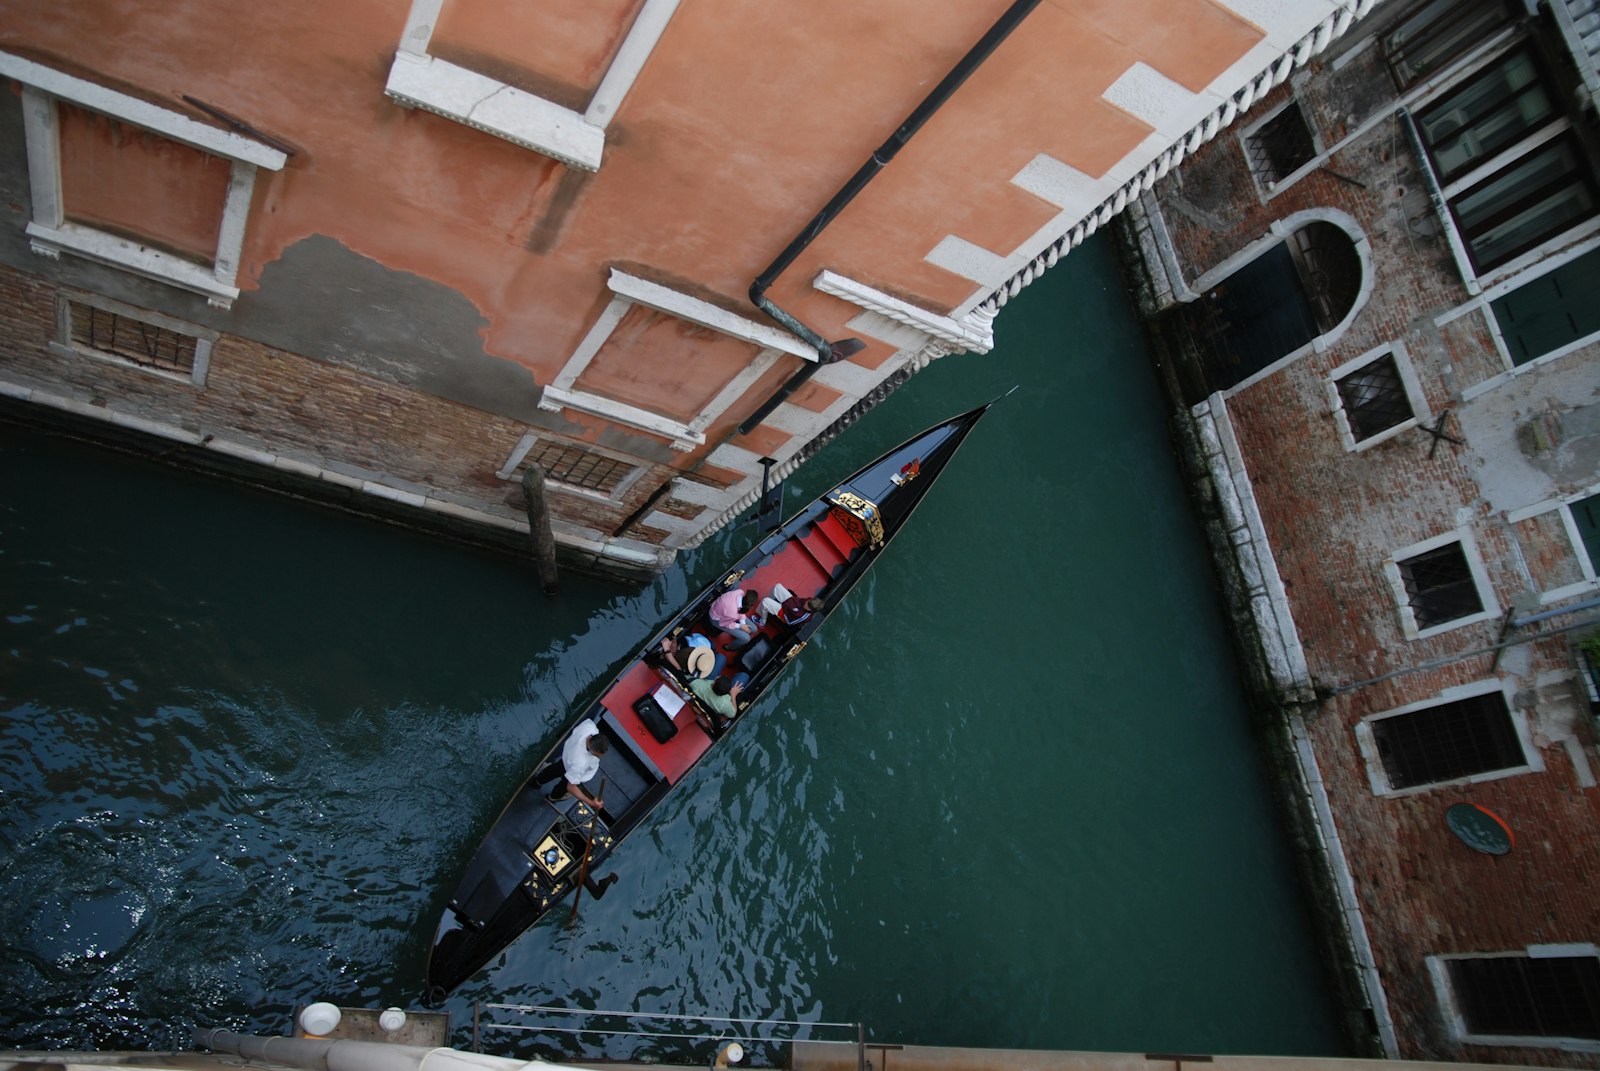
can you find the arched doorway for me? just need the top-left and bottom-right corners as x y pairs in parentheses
(1178, 216), (1367, 397)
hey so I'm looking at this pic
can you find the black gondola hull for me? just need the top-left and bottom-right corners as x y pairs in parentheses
(423, 403), (993, 1000)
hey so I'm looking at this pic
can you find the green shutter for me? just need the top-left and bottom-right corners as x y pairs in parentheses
(1574, 492), (1600, 574)
(1491, 247), (1600, 365)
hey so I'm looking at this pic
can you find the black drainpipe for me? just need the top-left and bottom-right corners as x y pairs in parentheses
(739, 0), (1043, 435)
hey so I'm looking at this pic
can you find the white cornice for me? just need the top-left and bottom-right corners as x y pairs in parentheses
(813, 270), (994, 353)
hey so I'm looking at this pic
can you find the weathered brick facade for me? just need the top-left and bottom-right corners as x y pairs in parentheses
(1124, 1), (1600, 1063)
(0, 262), (692, 575)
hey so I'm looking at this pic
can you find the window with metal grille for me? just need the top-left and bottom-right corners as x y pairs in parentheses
(1381, 0), (1512, 90)
(66, 299), (199, 375)
(1448, 955), (1600, 1040)
(1398, 541), (1484, 628)
(1244, 102), (1316, 187)
(526, 440), (633, 495)
(1372, 691), (1524, 789)
(1336, 354), (1415, 442)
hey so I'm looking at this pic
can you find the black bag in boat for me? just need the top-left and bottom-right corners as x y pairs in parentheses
(633, 691), (678, 743)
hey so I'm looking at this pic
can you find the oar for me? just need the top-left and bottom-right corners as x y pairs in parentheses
(567, 777), (605, 926)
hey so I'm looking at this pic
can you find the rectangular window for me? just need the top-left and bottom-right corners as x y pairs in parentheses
(1489, 245), (1600, 365)
(53, 291), (215, 386)
(1449, 133), (1599, 272)
(1417, 48), (1556, 184)
(1243, 101), (1316, 188)
(69, 300), (198, 374)
(1447, 954), (1600, 1041)
(1382, 0), (1512, 89)
(1336, 352), (1416, 442)
(1371, 691), (1525, 789)
(1399, 541), (1485, 627)
(526, 440), (634, 495)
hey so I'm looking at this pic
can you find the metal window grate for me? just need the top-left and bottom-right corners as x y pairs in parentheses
(528, 441), (633, 495)
(68, 300), (198, 374)
(1449, 955), (1600, 1039)
(1398, 541), (1483, 628)
(1372, 691), (1522, 789)
(1245, 103), (1315, 186)
(1337, 354), (1414, 441)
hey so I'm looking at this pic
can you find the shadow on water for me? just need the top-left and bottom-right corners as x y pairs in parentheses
(0, 235), (1344, 1057)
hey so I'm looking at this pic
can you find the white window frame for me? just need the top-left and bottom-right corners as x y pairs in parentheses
(1508, 484), (1600, 604)
(1236, 96), (1322, 201)
(1428, 945), (1600, 1053)
(1, 51), (286, 310)
(1404, 36), (1600, 295)
(538, 268), (809, 451)
(495, 433), (648, 504)
(1354, 678), (1541, 797)
(1326, 341), (1429, 451)
(385, 0), (681, 172)
(1383, 527), (1500, 639)
(51, 289), (217, 387)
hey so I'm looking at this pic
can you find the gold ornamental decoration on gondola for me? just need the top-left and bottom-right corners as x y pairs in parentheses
(826, 490), (884, 549)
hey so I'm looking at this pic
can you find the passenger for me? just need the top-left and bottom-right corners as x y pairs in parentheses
(551, 718), (608, 810)
(657, 634), (720, 679)
(777, 595), (823, 627)
(709, 588), (766, 648)
(760, 583), (823, 627)
(689, 672), (747, 730)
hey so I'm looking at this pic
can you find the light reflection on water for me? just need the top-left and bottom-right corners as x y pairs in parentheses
(0, 237), (1343, 1058)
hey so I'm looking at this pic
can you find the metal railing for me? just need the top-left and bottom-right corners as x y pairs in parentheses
(471, 1002), (864, 1068)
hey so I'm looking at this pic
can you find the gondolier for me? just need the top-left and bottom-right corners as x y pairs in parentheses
(555, 719), (607, 810)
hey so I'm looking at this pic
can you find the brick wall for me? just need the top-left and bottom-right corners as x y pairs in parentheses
(1137, 44), (1600, 1068)
(0, 262), (694, 572)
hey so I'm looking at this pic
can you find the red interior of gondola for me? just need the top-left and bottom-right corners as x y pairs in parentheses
(599, 508), (862, 782)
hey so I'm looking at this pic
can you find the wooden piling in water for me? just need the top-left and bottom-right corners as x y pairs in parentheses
(521, 465), (560, 595)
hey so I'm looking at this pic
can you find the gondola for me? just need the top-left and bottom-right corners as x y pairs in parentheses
(423, 401), (995, 1001)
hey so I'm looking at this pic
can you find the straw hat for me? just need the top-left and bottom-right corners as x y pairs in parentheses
(684, 644), (716, 678)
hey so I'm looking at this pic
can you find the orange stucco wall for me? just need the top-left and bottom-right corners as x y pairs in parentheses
(581, 303), (760, 424)
(57, 101), (230, 262)
(3, 0), (1260, 462)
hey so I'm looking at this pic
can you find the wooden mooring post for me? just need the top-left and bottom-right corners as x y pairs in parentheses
(520, 465), (560, 595)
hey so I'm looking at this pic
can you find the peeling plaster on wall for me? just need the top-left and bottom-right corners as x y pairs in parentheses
(1456, 357), (1600, 512)
(228, 234), (544, 419)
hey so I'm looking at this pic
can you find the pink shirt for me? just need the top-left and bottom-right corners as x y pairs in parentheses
(710, 589), (749, 631)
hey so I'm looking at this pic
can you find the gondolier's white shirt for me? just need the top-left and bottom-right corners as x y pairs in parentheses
(563, 718), (602, 785)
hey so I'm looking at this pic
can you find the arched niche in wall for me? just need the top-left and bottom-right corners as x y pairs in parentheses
(1178, 209), (1371, 399)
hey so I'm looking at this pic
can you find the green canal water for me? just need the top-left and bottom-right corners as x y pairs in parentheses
(0, 237), (1344, 1057)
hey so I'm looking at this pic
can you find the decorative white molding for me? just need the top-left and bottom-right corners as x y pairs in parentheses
(607, 269), (812, 359)
(385, 0), (680, 172)
(385, 51), (605, 172)
(0, 51), (286, 168)
(539, 270), (809, 448)
(586, 0), (682, 126)
(538, 384), (704, 451)
(813, 270), (994, 353)
(4, 52), (284, 309)
(27, 221), (242, 305)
